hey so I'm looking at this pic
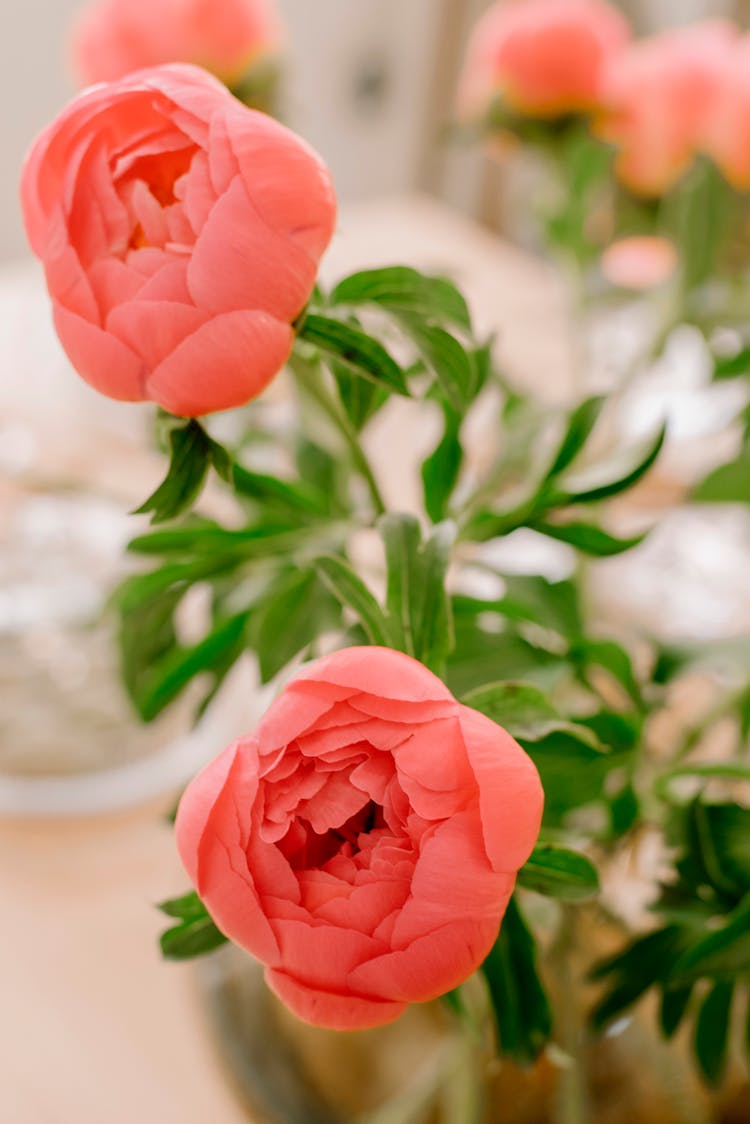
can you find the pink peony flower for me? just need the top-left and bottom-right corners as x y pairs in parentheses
(458, 0), (630, 119)
(175, 647), (543, 1030)
(20, 65), (336, 417)
(702, 36), (750, 189)
(70, 0), (281, 88)
(598, 21), (737, 197)
(600, 235), (678, 290)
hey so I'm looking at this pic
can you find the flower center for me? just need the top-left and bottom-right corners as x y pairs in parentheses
(279, 800), (389, 872)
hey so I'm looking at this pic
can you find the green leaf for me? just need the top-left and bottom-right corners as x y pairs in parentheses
(692, 452), (750, 504)
(232, 464), (331, 517)
(330, 266), (471, 330)
(250, 567), (340, 683)
(525, 730), (615, 825)
(670, 895), (750, 984)
(446, 618), (563, 699)
(572, 638), (640, 704)
(127, 521), (314, 560)
(660, 985), (694, 1039)
(295, 437), (339, 499)
(694, 980), (734, 1086)
(554, 423), (667, 505)
(331, 363), (389, 430)
(297, 315), (408, 396)
(517, 844), (600, 901)
(666, 157), (730, 293)
(457, 574), (583, 641)
(543, 396), (605, 480)
(159, 901), (228, 961)
(713, 346), (750, 380)
(378, 515), (455, 671)
(118, 585), (182, 717)
(689, 801), (750, 899)
(314, 555), (393, 647)
(531, 519), (647, 557)
(380, 513), (422, 658)
(134, 420), (214, 524)
(591, 927), (687, 1030)
(135, 611), (251, 722)
(481, 896), (552, 1065)
(397, 317), (473, 411)
(422, 408), (462, 522)
(413, 521), (455, 673)
(462, 681), (601, 747)
(158, 890), (205, 920)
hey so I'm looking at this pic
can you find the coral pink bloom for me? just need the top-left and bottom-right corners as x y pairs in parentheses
(598, 21), (737, 197)
(20, 65), (335, 416)
(459, 0), (630, 119)
(702, 37), (750, 189)
(71, 0), (281, 88)
(175, 647), (543, 1030)
(601, 236), (678, 290)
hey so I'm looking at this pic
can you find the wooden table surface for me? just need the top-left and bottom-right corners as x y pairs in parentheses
(0, 194), (576, 1123)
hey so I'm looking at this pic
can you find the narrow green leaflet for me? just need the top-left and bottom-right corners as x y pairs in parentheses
(498, 574), (583, 640)
(331, 362), (389, 430)
(232, 464), (332, 518)
(571, 638), (641, 704)
(118, 586), (181, 716)
(659, 985), (694, 1040)
(158, 892), (228, 961)
(314, 555), (393, 647)
(590, 927), (687, 1030)
(694, 980), (734, 1086)
(297, 314), (408, 395)
(669, 895), (750, 984)
(517, 844), (600, 901)
(250, 567), (341, 683)
(127, 521), (318, 561)
(413, 521), (455, 674)
(481, 896), (553, 1065)
(530, 519), (648, 557)
(397, 317), (473, 411)
(666, 158), (729, 293)
(713, 346), (750, 380)
(378, 514), (455, 671)
(692, 452), (750, 504)
(134, 419), (223, 524)
(543, 396), (605, 480)
(422, 407), (462, 522)
(461, 681), (601, 748)
(553, 423), (667, 505)
(380, 513), (422, 658)
(134, 611), (251, 722)
(330, 266), (471, 330)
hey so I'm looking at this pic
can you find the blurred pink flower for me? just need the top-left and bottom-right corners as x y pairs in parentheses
(601, 236), (678, 290)
(458, 0), (630, 119)
(20, 65), (336, 417)
(702, 36), (750, 189)
(598, 20), (737, 197)
(70, 0), (281, 88)
(175, 646), (543, 1030)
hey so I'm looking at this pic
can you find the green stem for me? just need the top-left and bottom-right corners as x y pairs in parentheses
(551, 907), (591, 1124)
(288, 350), (387, 518)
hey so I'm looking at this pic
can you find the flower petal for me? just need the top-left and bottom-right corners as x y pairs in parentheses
(265, 968), (406, 1031)
(187, 176), (316, 321)
(458, 705), (543, 873)
(53, 303), (145, 400)
(107, 299), (210, 370)
(146, 307), (292, 416)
